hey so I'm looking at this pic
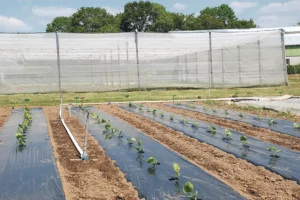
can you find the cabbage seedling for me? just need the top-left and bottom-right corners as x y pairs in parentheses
(170, 115), (174, 121)
(129, 102), (135, 108)
(224, 129), (232, 140)
(173, 163), (180, 178)
(147, 156), (158, 166)
(207, 126), (216, 135)
(225, 110), (229, 115)
(240, 135), (250, 147)
(152, 109), (157, 115)
(239, 113), (243, 118)
(147, 107), (151, 112)
(160, 112), (164, 117)
(183, 181), (198, 200)
(91, 113), (98, 119)
(268, 119), (277, 125)
(186, 104), (196, 109)
(212, 108), (217, 113)
(256, 116), (264, 121)
(105, 121), (112, 131)
(267, 146), (282, 157)
(127, 137), (136, 146)
(116, 129), (123, 138)
(294, 122), (300, 129)
(181, 117), (188, 124)
(192, 122), (199, 128)
(134, 139), (144, 153)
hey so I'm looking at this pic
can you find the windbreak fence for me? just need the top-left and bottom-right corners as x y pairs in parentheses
(0, 30), (287, 94)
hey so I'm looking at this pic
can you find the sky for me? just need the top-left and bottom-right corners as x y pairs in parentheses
(0, 0), (299, 32)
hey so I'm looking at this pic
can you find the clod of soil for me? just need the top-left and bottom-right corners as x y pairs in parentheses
(97, 104), (300, 200)
(43, 107), (140, 200)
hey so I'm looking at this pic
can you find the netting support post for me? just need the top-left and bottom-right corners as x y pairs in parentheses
(258, 40), (262, 84)
(82, 111), (90, 161)
(221, 49), (225, 86)
(281, 29), (288, 86)
(209, 32), (214, 89)
(238, 45), (242, 85)
(135, 30), (141, 90)
(55, 32), (63, 119)
(126, 41), (130, 88)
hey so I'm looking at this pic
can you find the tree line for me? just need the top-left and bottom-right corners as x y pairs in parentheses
(46, 1), (256, 33)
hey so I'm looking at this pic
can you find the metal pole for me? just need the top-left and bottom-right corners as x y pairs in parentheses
(135, 30), (141, 89)
(55, 32), (63, 118)
(221, 48), (224, 86)
(258, 40), (262, 84)
(82, 111), (90, 160)
(195, 52), (198, 82)
(238, 45), (241, 85)
(126, 41), (129, 88)
(281, 29), (288, 85)
(209, 32), (213, 89)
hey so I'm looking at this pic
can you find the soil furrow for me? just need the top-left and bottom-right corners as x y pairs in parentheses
(97, 104), (300, 200)
(149, 103), (300, 152)
(44, 106), (140, 200)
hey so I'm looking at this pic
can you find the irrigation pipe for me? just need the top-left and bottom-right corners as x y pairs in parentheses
(59, 105), (84, 158)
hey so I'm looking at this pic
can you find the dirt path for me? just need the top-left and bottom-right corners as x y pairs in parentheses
(97, 104), (300, 200)
(149, 103), (300, 152)
(0, 107), (12, 144)
(43, 107), (140, 200)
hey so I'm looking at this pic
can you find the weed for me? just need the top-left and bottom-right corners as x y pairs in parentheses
(170, 115), (175, 121)
(294, 122), (300, 129)
(224, 129), (232, 140)
(232, 91), (239, 98)
(267, 146), (282, 157)
(240, 135), (250, 147)
(207, 126), (216, 135)
(183, 181), (198, 200)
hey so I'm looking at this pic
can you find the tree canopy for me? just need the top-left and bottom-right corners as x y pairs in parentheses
(46, 2), (256, 33)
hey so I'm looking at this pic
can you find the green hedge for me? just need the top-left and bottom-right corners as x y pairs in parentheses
(287, 64), (300, 74)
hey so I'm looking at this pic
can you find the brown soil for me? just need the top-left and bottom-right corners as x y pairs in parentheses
(0, 107), (11, 129)
(97, 104), (300, 200)
(149, 103), (300, 152)
(43, 106), (140, 200)
(195, 101), (300, 122)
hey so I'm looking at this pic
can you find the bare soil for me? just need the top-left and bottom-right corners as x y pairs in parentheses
(149, 103), (300, 152)
(97, 104), (300, 200)
(0, 107), (12, 143)
(195, 101), (300, 121)
(43, 107), (140, 200)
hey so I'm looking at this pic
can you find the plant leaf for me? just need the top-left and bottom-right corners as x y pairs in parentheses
(183, 181), (194, 194)
(173, 163), (180, 173)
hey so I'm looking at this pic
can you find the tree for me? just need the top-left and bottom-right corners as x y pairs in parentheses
(170, 13), (185, 31)
(120, 1), (174, 32)
(70, 7), (119, 33)
(46, 16), (72, 32)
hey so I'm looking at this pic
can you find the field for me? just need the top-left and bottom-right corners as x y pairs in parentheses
(0, 76), (300, 200)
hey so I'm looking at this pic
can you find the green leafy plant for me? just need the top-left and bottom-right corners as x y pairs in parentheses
(279, 91), (284, 95)
(129, 102), (135, 108)
(192, 122), (199, 128)
(116, 129), (123, 138)
(181, 117), (188, 124)
(268, 119), (277, 125)
(239, 113), (243, 118)
(74, 97), (79, 105)
(183, 181), (198, 200)
(173, 163), (180, 178)
(160, 112), (164, 117)
(127, 137), (136, 146)
(134, 139), (144, 153)
(224, 129), (232, 140)
(170, 115), (174, 121)
(240, 135), (250, 147)
(212, 108), (217, 113)
(152, 109), (156, 115)
(147, 156), (158, 166)
(16, 107), (33, 149)
(267, 146), (282, 157)
(186, 104), (196, 109)
(125, 94), (130, 100)
(257, 116), (264, 121)
(105, 121), (112, 131)
(91, 113), (98, 119)
(24, 98), (30, 107)
(294, 122), (300, 129)
(207, 126), (216, 135)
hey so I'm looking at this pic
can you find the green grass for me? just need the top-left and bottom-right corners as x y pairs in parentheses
(1, 75), (299, 106)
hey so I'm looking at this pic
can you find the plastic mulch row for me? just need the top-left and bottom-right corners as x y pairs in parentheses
(0, 108), (65, 200)
(121, 105), (300, 184)
(168, 103), (300, 138)
(71, 106), (245, 200)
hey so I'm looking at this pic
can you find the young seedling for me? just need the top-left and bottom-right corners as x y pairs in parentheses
(129, 102), (135, 108)
(192, 122), (199, 128)
(294, 122), (300, 129)
(207, 126), (216, 135)
(268, 119), (277, 125)
(127, 137), (136, 146)
(152, 109), (156, 115)
(139, 104), (144, 111)
(24, 98), (30, 108)
(170, 115), (175, 121)
(74, 97), (79, 106)
(240, 135), (250, 147)
(181, 117), (188, 125)
(212, 108), (217, 113)
(134, 139), (144, 153)
(160, 112), (164, 117)
(225, 110), (229, 115)
(224, 129), (232, 140)
(105, 121), (112, 131)
(239, 113), (243, 118)
(169, 163), (181, 181)
(183, 181), (198, 200)
(186, 104), (196, 109)
(146, 156), (159, 166)
(116, 129), (123, 138)
(91, 113), (98, 119)
(147, 107), (151, 112)
(267, 146), (282, 158)
(256, 116), (264, 121)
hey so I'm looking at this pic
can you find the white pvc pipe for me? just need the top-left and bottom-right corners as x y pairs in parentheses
(60, 106), (83, 157)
